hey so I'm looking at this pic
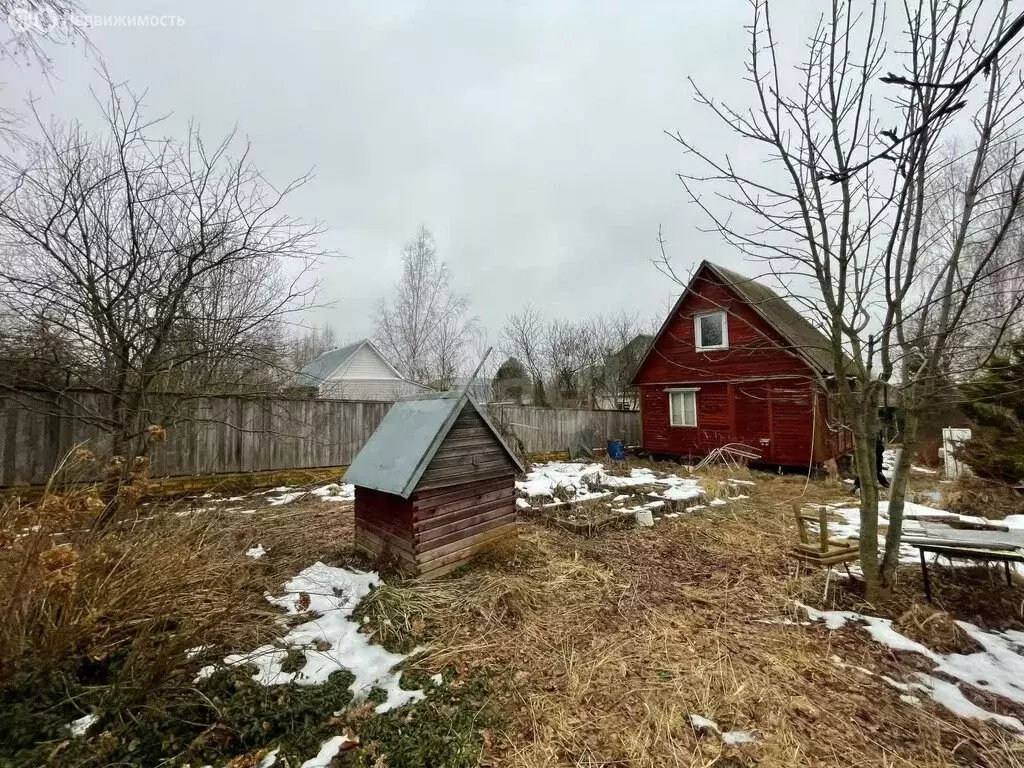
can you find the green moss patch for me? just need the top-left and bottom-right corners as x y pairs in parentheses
(0, 658), (356, 768)
(340, 675), (495, 768)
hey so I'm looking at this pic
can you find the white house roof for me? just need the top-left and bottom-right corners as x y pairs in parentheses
(295, 339), (415, 388)
(342, 391), (525, 498)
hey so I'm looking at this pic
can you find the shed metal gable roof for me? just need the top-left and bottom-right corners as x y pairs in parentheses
(632, 260), (845, 383)
(342, 392), (525, 498)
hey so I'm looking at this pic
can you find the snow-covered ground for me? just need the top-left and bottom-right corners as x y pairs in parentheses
(513, 461), (752, 526)
(820, 500), (1009, 567)
(687, 713), (756, 746)
(883, 448), (942, 479)
(265, 483), (355, 507)
(173, 482), (356, 517)
(197, 562), (423, 714)
(800, 602), (1024, 733)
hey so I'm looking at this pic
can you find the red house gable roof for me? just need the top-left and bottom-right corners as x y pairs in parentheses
(632, 261), (840, 385)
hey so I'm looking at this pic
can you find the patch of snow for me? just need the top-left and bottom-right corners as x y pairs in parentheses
(827, 500), (1013, 569)
(198, 563), (423, 713)
(267, 491), (306, 506)
(709, 498), (727, 507)
(921, 674), (1024, 732)
(688, 713), (718, 732)
(650, 482), (703, 502)
(515, 498), (532, 510)
(516, 462), (604, 499)
(900, 694), (922, 705)
(597, 467), (663, 488)
(687, 713), (756, 745)
(258, 747), (280, 767)
(430, 673), (444, 685)
(882, 449), (900, 480)
(635, 510), (654, 527)
(722, 730), (757, 746)
(310, 483), (355, 501)
(726, 478), (756, 486)
(67, 713), (97, 737)
(912, 465), (938, 474)
(613, 494), (631, 502)
(246, 544), (267, 559)
(518, 462), (705, 507)
(802, 603), (1024, 733)
(1004, 515), (1024, 530)
(300, 735), (349, 768)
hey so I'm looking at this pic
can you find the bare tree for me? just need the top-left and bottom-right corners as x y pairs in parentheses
(1, 0), (88, 69)
(501, 307), (653, 409)
(374, 225), (479, 386)
(500, 304), (548, 405)
(0, 78), (324, 497)
(593, 310), (651, 410)
(0, 0), (92, 143)
(666, 0), (1024, 598)
(545, 318), (602, 408)
(290, 324), (338, 372)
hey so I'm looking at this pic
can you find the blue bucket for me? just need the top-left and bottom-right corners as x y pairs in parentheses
(607, 439), (626, 462)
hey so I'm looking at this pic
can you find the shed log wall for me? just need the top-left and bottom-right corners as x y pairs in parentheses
(354, 477), (517, 580)
(412, 477), (517, 579)
(417, 406), (518, 490)
(353, 401), (520, 580)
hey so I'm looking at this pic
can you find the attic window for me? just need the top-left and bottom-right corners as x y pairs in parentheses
(695, 311), (728, 351)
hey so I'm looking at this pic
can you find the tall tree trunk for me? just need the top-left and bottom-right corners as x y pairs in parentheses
(855, 430), (884, 600)
(880, 409), (919, 585)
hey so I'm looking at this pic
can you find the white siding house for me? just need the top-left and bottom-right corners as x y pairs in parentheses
(295, 340), (429, 401)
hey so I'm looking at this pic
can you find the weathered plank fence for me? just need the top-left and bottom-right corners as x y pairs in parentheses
(0, 391), (640, 486)
(487, 404), (641, 455)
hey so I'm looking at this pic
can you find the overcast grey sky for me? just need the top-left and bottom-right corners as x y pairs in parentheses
(6, 1), (796, 345)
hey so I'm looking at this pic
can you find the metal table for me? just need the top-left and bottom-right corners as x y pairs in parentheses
(911, 543), (1024, 602)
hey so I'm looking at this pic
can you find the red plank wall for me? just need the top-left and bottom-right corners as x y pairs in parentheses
(635, 267), (832, 467)
(635, 271), (812, 386)
(638, 380), (819, 466)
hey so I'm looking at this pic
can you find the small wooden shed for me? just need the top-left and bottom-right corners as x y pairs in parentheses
(342, 391), (525, 579)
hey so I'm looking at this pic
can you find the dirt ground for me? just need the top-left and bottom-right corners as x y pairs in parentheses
(14, 468), (1023, 767)
(249, 468), (1024, 768)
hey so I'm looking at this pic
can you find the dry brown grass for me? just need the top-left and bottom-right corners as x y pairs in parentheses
(942, 474), (1024, 519)
(0, 495), (270, 684)
(8, 466), (1024, 767)
(0, 485), (356, 689)
(892, 604), (984, 655)
(366, 472), (1024, 767)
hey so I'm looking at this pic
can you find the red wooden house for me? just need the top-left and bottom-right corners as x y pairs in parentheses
(631, 261), (852, 467)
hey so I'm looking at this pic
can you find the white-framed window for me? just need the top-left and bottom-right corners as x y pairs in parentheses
(668, 389), (698, 427)
(695, 311), (728, 351)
